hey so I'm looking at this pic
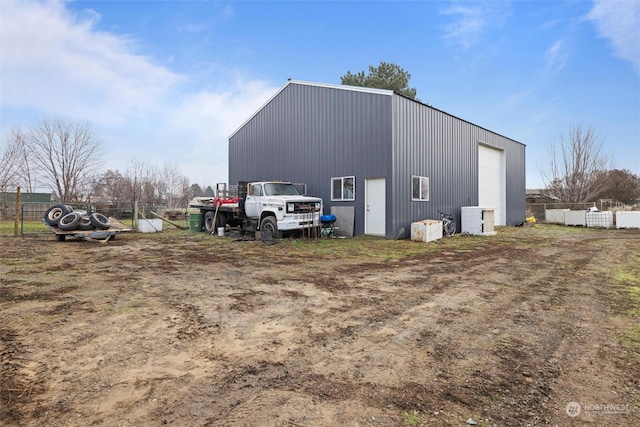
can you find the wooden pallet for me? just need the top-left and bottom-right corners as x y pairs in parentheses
(48, 217), (132, 242)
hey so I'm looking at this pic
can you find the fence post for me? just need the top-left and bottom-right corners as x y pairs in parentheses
(133, 202), (139, 231)
(13, 186), (21, 237)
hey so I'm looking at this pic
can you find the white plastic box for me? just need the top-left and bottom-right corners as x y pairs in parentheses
(564, 210), (586, 227)
(616, 211), (640, 229)
(545, 209), (569, 224)
(138, 219), (162, 233)
(586, 211), (614, 228)
(411, 219), (442, 242)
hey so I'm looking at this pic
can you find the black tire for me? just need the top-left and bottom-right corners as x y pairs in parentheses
(72, 209), (88, 216)
(90, 213), (111, 230)
(58, 212), (82, 231)
(445, 221), (456, 237)
(77, 216), (96, 231)
(204, 211), (216, 234)
(56, 234), (66, 242)
(260, 216), (281, 239)
(44, 204), (71, 226)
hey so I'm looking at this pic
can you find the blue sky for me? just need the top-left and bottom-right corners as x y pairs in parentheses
(1, 0), (638, 189)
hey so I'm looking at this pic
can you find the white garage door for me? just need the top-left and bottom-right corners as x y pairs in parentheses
(478, 144), (505, 226)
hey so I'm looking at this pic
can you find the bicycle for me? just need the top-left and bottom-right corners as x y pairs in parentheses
(438, 210), (456, 237)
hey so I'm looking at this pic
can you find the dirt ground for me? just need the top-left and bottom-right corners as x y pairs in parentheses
(1, 225), (639, 426)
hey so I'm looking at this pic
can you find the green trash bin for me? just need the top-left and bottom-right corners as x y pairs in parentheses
(189, 212), (204, 232)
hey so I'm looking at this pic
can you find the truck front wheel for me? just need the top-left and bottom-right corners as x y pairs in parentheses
(260, 216), (282, 239)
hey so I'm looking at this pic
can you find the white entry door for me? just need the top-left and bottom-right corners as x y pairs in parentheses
(478, 144), (505, 225)
(365, 178), (386, 236)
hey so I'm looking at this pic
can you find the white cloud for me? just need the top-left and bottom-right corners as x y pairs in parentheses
(441, 3), (486, 48)
(545, 40), (567, 74)
(0, 0), (182, 125)
(0, 0), (279, 186)
(440, 1), (510, 49)
(158, 79), (277, 185)
(587, 0), (640, 73)
(177, 23), (209, 33)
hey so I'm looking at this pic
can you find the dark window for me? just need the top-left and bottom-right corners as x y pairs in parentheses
(331, 176), (355, 201)
(411, 175), (429, 201)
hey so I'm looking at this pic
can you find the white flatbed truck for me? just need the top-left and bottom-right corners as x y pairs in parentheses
(189, 181), (323, 238)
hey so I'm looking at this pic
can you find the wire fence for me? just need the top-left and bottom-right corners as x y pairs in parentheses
(526, 202), (639, 229)
(526, 202), (596, 222)
(0, 202), (189, 236)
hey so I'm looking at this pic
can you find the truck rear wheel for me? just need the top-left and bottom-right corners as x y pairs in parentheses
(260, 216), (281, 239)
(204, 211), (226, 234)
(204, 211), (215, 234)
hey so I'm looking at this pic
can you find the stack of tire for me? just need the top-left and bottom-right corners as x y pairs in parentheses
(43, 204), (111, 232)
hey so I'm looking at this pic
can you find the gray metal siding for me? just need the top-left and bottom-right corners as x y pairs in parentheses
(391, 95), (525, 238)
(229, 83), (393, 236)
(229, 82), (525, 238)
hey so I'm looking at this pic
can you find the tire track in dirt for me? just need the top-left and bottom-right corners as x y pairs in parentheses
(2, 229), (638, 426)
(0, 326), (48, 424)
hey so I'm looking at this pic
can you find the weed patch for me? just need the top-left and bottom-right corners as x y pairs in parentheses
(401, 410), (421, 426)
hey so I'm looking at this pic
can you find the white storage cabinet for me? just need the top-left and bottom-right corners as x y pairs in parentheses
(461, 206), (497, 236)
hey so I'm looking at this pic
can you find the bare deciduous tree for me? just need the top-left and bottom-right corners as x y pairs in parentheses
(91, 170), (129, 204)
(0, 134), (22, 194)
(3, 130), (38, 194)
(159, 162), (190, 209)
(540, 123), (613, 203)
(0, 133), (31, 219)
(25, 118), (103, 202)
(124, 158), (156, 206)
(93, 161), (193, 209)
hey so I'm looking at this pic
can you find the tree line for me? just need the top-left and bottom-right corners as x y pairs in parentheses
(2, 64), (638, 209)
(0, 117), (211, 209)
(539, 123), (640, 206)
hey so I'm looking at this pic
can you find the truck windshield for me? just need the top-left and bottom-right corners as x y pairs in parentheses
(264, 183), (301, 196)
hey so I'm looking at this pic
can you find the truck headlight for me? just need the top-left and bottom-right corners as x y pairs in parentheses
(315, 203), (321, 211)
(287, 203), (294, 213)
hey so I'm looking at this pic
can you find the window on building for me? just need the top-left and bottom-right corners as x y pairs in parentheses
(412, 175), (429, 201)
(331, 176), (355, 201)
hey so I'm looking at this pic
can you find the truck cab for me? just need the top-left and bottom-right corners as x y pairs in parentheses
(244, 181), (323, 236)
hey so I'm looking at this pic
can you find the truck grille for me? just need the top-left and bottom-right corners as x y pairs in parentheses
(290, 203), (320, 213)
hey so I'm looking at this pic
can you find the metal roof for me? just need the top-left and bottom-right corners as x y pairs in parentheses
(228, 80), (393, 139)
(229, 79), (525, 148)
